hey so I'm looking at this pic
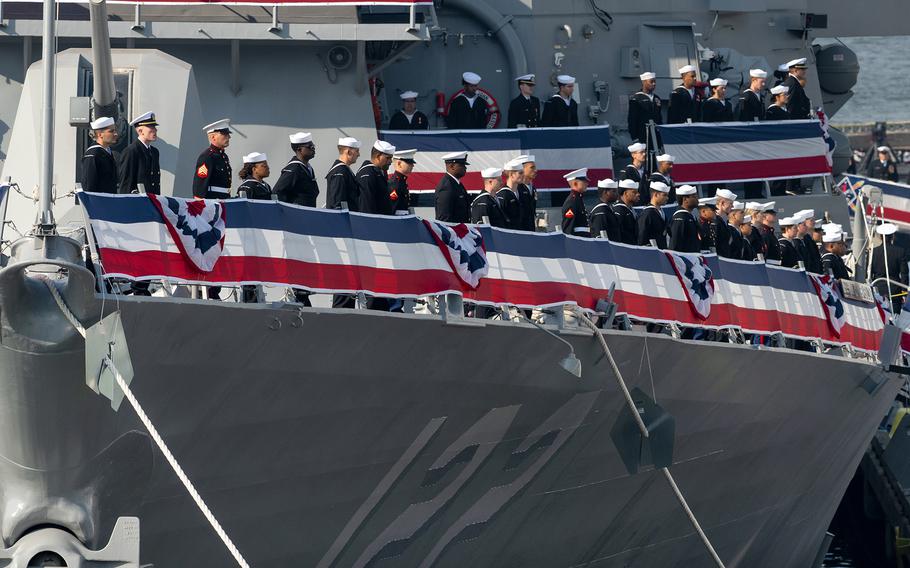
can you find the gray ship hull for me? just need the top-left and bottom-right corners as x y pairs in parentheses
(1, 289), (895, 567)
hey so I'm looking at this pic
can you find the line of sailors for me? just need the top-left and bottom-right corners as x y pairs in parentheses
(556, 166), (852, 277)
(389, 72), (581, 131)
(627, 58), (813, 144)
(82, 111), (854, 285)
(386, 57), (813, 136)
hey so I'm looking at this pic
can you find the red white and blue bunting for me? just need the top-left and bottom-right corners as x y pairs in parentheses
(148, 194), (225, 272)
(78, 192), (886, 353)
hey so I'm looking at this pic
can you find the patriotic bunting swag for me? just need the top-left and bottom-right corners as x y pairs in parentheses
(148, 194), (226, 272)
(422, 220), (488, 289)
(810, 274), (846, 336)
(78, 192), (887, 353)
(665, 252), (715, 320)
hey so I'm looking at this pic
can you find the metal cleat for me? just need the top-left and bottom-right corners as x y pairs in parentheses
(0, 517), (140, 567)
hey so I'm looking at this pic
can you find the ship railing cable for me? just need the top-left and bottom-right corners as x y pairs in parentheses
(573, 308), (727, 568)
(42, 278), (252, 568)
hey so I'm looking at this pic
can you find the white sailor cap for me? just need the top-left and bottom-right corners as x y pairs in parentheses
(90, 116), (115, 130)
(709, 78), (728, 87)
(203, 118), (231, 134)
(779, 216), (798, 226)
(650, 181), (670, 193)
(399, 90), (419, 100)
(639, 71), (656, 81)
(520, 154), (536, 163)
(745, 201), (763, 210)
(792, 211), (810, 223)
(794, 208), (815, 219)
(557, 75), (576, 85)
(777, 63), (789, 72)
(678, 64), (697, 75)
(503, 158), (524, 171)
(698, 197), (717, 208)
(715, 188), (737, 201)
(676, 184), (697, 196)
(786, 57), (808, 69)
(627, 142), (647, 153)
(822, 231), (844, 243)
(289, 131), (313, 144)
(822, 222), (843, 233)
(656, 153), (675, 163)
(742, 215), (752, 224)
(597, 178), (618, 189)
(732, 201), (745, 211)
(242, 152), (267, 164)
(392, 148), (417, 162)
(770, 85), (790, 96)
(462, 71), (482, 85)
(481, 167), (503, 179)
(619, 178), (639, 191)
(564, 168), (588, 181)
(442, 151), (469, 163)
(338, 137), (361, 149)
(515, 74), (535, 84)
(130, 111), (158, 127)
(760, 201), (777, 212)
(373, 140), (396, 155)
(749, 69), (768, 79)
(877, 222), (899, 236)
(877, 145), (891, 153)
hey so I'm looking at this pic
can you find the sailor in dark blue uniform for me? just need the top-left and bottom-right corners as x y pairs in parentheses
(497, 158), (525, 230)
(446, 72), (488, 129)
(560, 168), (590, 237)
(507, 74), (541, 129)
(637, 181), (670, 248)
(649, 154), (675, 200)
(356, 140), (396, 215)
(796, 210), (823, 273)
(325, 137), (362, 211)
(471, 167), (509, 228)
(777, 215), (801, 268)
(541, 75), (579, 127)
(388, 148), (417, 215)
(82, 116), (119, 194)
(667, 64), (700, 124)
(273, 131), (319, 207)
(434, 151), (471, 223)
(727, 202), (748, 260)
(701, 78), (734, 122)
(117, 111), (160, 194)
(627, 71), (662, 143)
(713, 188), (737, 258)
(388, 91), (430, 130)
(736, 69), (767, 122)
(782, 58), (811, 119)
(237, 152), (272, 303)
(620, 142), (650, 205)
(669, 185), (701, 253)
(739, 215), (757, 261)
(613, 179), (640, 245)
(192, 118), (233, 200)
(867, 146), (900, 182)
(517, 155), (539, 231)
(821, 231), (851, 279)
(590, 178), (620, 241)
(765, 85), (791, 120)
(237, 152), (272, 200)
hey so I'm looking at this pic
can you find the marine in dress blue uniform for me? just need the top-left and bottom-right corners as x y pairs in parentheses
(560, 168), (590, 237)
(193, 118), (233, 200)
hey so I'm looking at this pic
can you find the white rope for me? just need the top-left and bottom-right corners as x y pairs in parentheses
(43, 279), (252, 568)
(574, 309), (726, 568)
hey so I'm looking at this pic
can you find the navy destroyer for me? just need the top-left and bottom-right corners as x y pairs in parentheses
(0, 0), (906, 566)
